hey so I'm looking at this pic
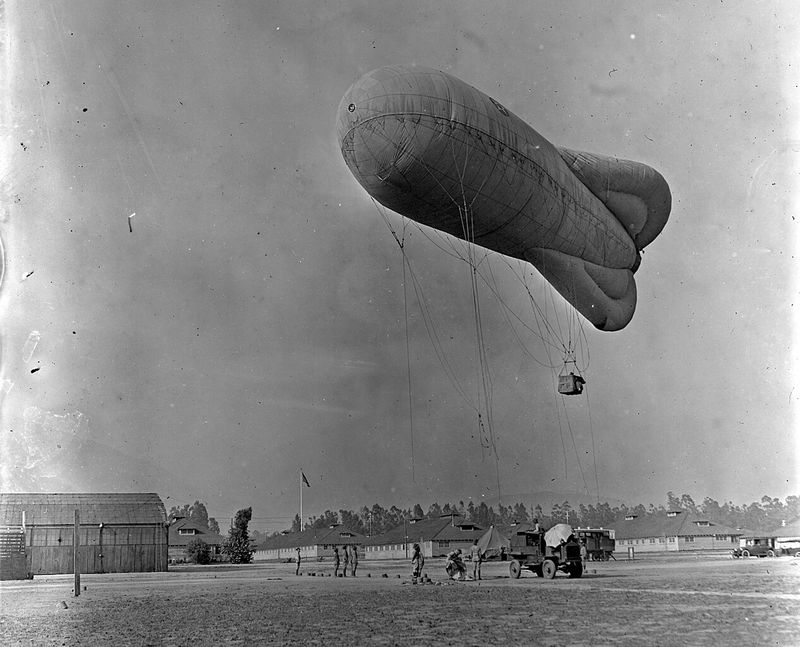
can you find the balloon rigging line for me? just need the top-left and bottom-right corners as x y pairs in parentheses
(401, 246), (416, 484)
(558, 390), (590, 497)
(364, 123), (597, 502)
(584, 384), (602, 505)
(372, 199), (476, 411)
(373, 196), (599, 504)
(361, 119), (569, 362)
(448, 139), (502, 500)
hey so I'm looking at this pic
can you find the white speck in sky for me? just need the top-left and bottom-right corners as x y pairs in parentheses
(630, 33), (636, 39)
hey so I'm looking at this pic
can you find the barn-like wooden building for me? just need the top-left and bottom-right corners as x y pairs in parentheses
(0, 493), (168, 575)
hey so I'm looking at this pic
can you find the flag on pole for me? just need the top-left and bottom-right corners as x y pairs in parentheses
(301, 471), (311, 488)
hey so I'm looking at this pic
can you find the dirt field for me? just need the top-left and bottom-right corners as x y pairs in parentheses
(2, 554), (799, 646)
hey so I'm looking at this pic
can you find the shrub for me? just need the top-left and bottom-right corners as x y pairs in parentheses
(186, 538), (212, 565)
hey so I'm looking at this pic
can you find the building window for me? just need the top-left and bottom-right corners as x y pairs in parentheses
(658, 538), (664, 543)
(649, 538), (656, 543)
(178, 528), (195, 535)
(438, 541), (450, 548)
(668, 537), (675, 542)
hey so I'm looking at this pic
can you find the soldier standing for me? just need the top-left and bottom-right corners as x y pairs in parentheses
(342, 544), (349, 577)
(333, 546), (340, 577)
(350, 544), (359, 576)
(411, 543), (424, 583)
(470, 539), (483, 580)
(295, 547), (301, 576)
(580, 540), (589, 566)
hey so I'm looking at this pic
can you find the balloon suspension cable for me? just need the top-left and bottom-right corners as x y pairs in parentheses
(401, 245), (416, 483)
(558, 391), (590, 496)
(372, 200), (416, 482)
(449, 140), (502, 502)
(584, 384), (601, 504)
(372, 200), (476, 410)
(364, 122), (599, 504)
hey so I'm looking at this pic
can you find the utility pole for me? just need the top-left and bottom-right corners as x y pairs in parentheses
(73, 509), (80, 597)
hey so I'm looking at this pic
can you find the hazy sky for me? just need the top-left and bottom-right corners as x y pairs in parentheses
(2, 1), (798, 533)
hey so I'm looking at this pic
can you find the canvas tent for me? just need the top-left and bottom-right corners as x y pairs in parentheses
(476, 525), (509, 559)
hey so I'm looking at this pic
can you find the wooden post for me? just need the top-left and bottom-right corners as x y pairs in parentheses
(74, 509), (80, 596)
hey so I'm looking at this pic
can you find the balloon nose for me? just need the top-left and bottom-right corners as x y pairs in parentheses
(336, 82), (369, 146)
(336, 68), (391, 145)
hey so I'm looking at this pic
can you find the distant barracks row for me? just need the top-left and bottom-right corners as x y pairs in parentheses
(2, 493), (799, 578)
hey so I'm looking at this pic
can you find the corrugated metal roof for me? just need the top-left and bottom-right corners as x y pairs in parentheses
(0, 493), (167, 526)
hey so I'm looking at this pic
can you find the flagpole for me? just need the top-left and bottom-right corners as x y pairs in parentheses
(299, 470), (303, 532)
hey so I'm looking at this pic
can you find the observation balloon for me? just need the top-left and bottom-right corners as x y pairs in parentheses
(337, 66), (671, 331)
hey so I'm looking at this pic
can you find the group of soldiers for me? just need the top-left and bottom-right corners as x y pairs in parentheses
(332, 544), (359, 576)
(295, 545), (359, 577)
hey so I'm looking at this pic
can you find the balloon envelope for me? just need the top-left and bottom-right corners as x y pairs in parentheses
(337, 66), (671, 331)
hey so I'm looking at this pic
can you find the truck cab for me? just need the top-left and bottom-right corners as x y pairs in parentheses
(508, 528), (583, 579)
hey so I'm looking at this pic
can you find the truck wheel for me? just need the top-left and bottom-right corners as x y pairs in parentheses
(742, 549), (750, 558)
(542, 559), (557, 579)
(509, 559), (522, 579)
(767, 550), (776, 558)
(568, 562), (583, 578)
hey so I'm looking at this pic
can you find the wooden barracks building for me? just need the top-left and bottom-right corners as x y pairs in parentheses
(613, 510), (742, 554)
(0, 493), (168, 578)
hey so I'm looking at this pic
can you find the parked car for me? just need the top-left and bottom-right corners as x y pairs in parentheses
(732, 540), (778, 558)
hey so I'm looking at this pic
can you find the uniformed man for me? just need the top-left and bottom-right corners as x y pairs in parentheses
(342, 544), (349, 577)
(350, 544), (359, 577)
(470, 539), (483, 581)
(411, 543), (424, 583)
(333, 546), (340, 577)
(580, 539), (589, 566)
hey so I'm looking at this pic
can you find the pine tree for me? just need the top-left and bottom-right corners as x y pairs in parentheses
(222, 507), (254, 564)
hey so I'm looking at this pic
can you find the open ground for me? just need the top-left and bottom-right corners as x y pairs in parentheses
(2, 554), (799, 646)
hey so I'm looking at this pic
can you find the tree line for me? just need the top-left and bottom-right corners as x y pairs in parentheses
(288, 493), (800, 537)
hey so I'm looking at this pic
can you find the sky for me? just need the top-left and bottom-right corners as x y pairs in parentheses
(1, 1), (798, 534)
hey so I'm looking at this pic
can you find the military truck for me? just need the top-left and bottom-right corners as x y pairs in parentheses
(508, 525), (583, 579)
(573, 527), (615, 561)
